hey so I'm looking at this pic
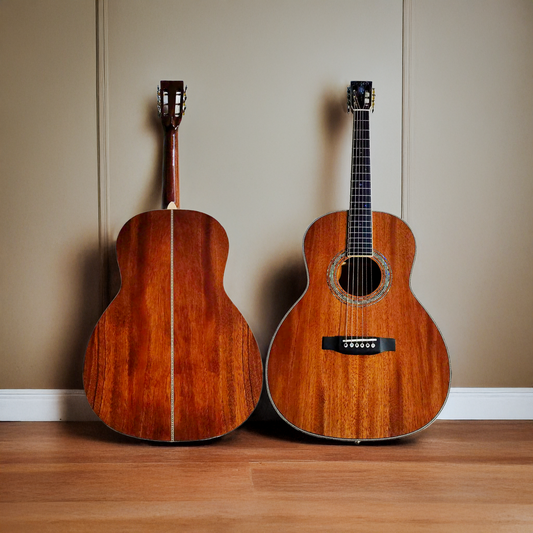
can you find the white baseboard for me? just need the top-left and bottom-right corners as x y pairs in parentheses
(0, 388), (532, 422)
(437, 388), (533, 420)
(0, 390), (100, 422)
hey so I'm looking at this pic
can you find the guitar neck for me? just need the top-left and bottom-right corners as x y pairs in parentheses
(347, 109), (372, 257)
(162, 126), (179, 208)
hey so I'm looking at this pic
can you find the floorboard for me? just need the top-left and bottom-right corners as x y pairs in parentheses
(1, 420), (532, 532)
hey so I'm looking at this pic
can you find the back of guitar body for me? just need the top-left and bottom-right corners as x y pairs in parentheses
(84, 209), (262, 442)
(267, 212), (450, 441)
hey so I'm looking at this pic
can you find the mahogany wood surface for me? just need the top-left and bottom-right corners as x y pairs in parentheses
(84, 209), (262, 441)
(1, 421), (532, 532)
(267, 210), (450, 441)
(162, 127), (179, 207)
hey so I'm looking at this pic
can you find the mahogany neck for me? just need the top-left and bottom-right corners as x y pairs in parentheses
(347, 109), (372, 257)
(162, 127), (179, 208)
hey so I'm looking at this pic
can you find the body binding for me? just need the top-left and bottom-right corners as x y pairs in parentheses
(266, 210), (450, 441)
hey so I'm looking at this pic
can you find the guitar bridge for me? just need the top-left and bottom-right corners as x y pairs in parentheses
(322, 336), (396, 355)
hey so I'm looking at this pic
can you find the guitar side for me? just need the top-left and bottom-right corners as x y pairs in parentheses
(266, 211), (450, 441)
(84, 209), (263, 442)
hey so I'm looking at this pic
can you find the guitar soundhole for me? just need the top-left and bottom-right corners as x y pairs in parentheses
(337, 257), (382, 297)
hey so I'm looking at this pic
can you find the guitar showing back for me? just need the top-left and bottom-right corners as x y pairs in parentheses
(84, 81), (262, 442)
(266, 82), (450, 441)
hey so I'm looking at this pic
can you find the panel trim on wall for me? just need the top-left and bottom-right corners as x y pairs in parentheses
(401, 0), (413, 223)
(0, 389), (531, 421)
(96, 0), (111, 310)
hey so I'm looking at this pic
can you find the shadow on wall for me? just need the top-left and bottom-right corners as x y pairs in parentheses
(252, 87), (351, 419)
(317, 86), (351, 216)
(139, 98), (166, 214)
(64, 246), (102, 389)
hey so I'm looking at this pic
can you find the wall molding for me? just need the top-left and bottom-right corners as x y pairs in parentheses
(401, 0), (413, 223)
(0, 389), (531, 422)
(96, 0), (111, 310)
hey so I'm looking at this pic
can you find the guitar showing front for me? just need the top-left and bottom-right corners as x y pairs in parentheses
(84, 82), (263, 442)
(266, 82), (450, 441)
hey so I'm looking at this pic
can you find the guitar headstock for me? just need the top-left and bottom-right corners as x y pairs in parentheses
(347, 81), (374, 113)
(158, 80), (187, 129)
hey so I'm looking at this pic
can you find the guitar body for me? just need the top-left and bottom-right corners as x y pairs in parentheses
(84, 209), (262, 442)
(266, 210), (450, 441)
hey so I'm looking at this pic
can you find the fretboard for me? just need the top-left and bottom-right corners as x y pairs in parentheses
(347, 109), (372, 257)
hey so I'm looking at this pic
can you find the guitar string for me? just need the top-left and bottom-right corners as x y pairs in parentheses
(356, 109), (360, 341)
(359, 109), (363, 340)
(351, 107), (358, 341)
(364, 109), (368, 338)
(353, 108), (360, 342)
(354, 109), (363, 338)
(368, 109), (372, 341)
(362, 109), (366, 340)
(345, 101), (354, 341)
(353, 105), (358, 340)
(350, 106), (356, 341)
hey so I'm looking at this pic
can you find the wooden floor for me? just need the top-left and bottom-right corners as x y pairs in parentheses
(1, 421), (532, 532)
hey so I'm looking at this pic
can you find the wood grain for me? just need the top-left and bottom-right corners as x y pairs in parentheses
(267, 210), (450, 440)
(84, 209), (262, 442)
(1, 421), (532, 532)
(162, 127), (179, 207)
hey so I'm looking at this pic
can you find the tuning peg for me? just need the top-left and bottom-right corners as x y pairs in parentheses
(371, 88), (376, 113)
(157, 85), (162, 117)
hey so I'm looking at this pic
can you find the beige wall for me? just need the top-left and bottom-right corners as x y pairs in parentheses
(405, 0), (533, 386)
(1, 0), (531, 395)
(0, 0), (99, 388)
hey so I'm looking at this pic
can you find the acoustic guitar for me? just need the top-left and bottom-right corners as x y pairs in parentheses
(266, 81), (450, 441)
(84, 81), (263, 442)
